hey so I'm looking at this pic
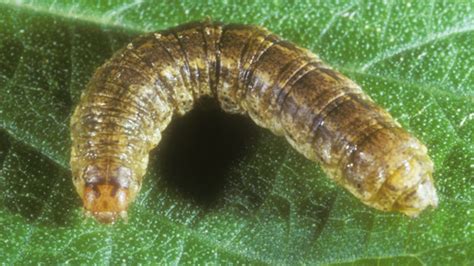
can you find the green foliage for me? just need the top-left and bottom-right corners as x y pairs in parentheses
(0, 1), (472, 264)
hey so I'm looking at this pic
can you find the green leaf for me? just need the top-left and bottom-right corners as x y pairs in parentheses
(0, 0), (472, 264)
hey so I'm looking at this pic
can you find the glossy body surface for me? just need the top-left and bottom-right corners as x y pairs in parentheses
(70, 21), (438, 223)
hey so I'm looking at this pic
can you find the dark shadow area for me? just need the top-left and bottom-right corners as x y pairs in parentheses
(154, 98), (260, 207)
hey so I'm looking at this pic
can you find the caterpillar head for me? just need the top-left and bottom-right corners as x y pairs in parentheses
(73, 164), (140, 224)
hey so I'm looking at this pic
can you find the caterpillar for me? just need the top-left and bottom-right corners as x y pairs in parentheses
(70, 21), (438, 224)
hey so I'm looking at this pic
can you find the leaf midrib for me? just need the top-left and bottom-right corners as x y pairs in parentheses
(0, 1), (143, 33)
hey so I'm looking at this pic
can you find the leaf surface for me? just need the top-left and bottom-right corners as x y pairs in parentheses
(0, 1), (472, 264)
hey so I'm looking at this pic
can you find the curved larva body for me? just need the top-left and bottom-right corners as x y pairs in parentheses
(70, 21), (437, 223)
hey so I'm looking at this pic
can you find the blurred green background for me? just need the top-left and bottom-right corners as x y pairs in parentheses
(0, 0), (472, 265)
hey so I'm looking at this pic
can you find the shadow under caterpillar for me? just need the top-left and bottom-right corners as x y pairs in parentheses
(70, 21), (438, 224)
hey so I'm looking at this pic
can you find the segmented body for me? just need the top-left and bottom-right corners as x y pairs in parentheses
(70, 21), (438, 223)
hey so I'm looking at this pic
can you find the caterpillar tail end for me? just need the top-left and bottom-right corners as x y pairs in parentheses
(352, 128), (439, 217)
(395, 174), (438, 218)
(389, 144), (438, 218)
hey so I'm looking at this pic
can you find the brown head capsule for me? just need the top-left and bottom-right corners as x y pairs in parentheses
(70, 21), (437, 223)
(72, 163), (137, 223)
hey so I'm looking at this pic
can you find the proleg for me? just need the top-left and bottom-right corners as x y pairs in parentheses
(70, 21), (438, 224)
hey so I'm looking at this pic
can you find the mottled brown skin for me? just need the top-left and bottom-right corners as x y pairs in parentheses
(70, 21), (438, 224)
